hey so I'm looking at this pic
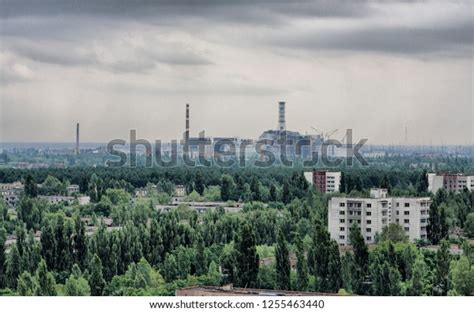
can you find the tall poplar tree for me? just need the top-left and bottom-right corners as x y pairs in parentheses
(434, 240), (450, 296)
(234, 221), (259, 288)
(349, 224), (369, 295)
(89, 254), (106, 296)
(295, 234), (308, 291)
(275, 228), (290, 290)
(35, 259), (57, 296)
(0, 226), (6, 288)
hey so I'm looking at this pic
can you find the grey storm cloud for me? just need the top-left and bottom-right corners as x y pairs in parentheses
(268, 14), (473, 56)
(0, 0), (471, 61)
(0, 1), (472, 144)
(2, 34), (212, 74)
(0, 0), (371, 20)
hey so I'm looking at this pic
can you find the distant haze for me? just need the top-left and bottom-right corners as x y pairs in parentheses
(0, 0), (472, 145)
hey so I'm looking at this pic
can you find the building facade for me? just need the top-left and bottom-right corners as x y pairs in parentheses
(38, 195), (90, 206)
(0, 182), (24, 207)
(66, 184), (80, 195)
(427, 173), (474, 193)
(328, 188), (430, 245)
(305, 170), (341, 193)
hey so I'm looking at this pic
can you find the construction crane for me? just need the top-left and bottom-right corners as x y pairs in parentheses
(341, 132), (347, 144)
(311, 126), (323, 136)
(311, 126), (339, 141)
(325, 129), (338, 140)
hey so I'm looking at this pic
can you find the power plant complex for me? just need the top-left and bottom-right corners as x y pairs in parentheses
(180, 101), (325, 161)
(72, 101), (335, 161)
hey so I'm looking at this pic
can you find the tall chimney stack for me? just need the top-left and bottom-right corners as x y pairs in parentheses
(75, 122), (80, 155)
(278, 101), (286, 131)
(185, 104), (190, 144)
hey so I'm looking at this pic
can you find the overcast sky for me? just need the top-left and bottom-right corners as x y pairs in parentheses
(0, 0), (472, 145)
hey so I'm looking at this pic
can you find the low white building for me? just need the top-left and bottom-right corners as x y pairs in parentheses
(66, 184), (80, 195)
(328, 188), (430, 245)
(39, 195), (90, 206)
(156, 200), (243, 214)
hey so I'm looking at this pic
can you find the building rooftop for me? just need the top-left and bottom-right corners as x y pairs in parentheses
(176, 285), (342, 296)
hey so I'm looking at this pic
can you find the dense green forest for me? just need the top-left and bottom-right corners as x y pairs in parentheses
(0, 167), (473, 296)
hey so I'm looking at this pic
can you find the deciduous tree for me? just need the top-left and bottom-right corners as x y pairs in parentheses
(275, 228), (290, 290)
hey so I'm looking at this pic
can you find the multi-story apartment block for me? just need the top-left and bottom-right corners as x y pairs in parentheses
(305, 170), (341, 193)
(328, 188), (430, 245)
(0, 182), (24, 207)
(427, 173), (474, 193)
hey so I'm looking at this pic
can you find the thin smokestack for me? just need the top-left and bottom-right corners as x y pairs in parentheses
(185, 104), (190, 144)
(278, 101), (286, 131)
(75, 122), (80, 155)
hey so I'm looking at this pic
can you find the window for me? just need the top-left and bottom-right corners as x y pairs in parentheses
(357, 220), (361, 224)
(340, 227), (345, 231)
(340, 202), (345, 207)
(349, 211), (353, 216)
(396, 218), (399, 223)
(339, 211), (345, 215)
(404, 203), (410, 207)
(366, 211), (372, 216)
(404, 219), (410, 224)
(396, 202), (400, 207)
(396, 211), (399, 215)
(366, 236), (372, 241)
(404, 227), (409, 232)
(366, 228), (372, 233)
(382, 211), (387, 216)
(339, 235), (345, 240)
(366, 203), (372, 208)
(357, 211), (362, 216)
(340, 219), (345, 224)
(367, 220), (372, 225)
(349, 220), (353, 224)
(404, 211), (410, 216)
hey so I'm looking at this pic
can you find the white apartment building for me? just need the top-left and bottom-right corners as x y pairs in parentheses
(325, 172), (341, 193)
(328, 188), (430, 245)
(427, 173), (444, 193)
(0, 182), (24, 207)
(305, 170), (341, 193)
(304, 172), (313, 185)
(428, 173), (474, 193)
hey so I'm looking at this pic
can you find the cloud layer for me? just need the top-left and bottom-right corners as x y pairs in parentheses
(0, 0), (472, 144)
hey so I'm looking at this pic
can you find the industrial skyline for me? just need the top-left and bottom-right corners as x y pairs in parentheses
(1, 99), (473, 148)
